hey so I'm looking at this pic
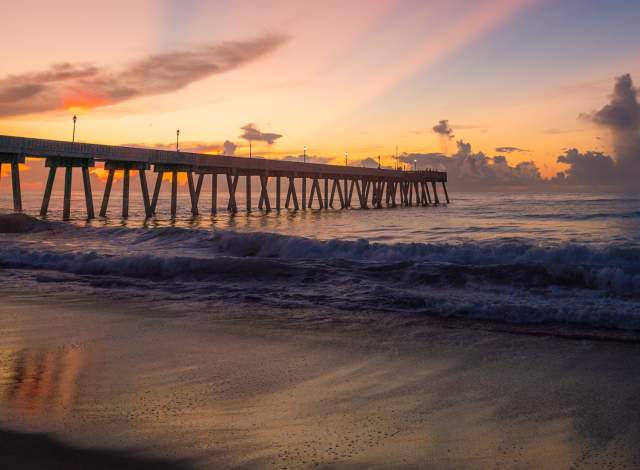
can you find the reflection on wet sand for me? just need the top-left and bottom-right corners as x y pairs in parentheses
(1, 346), (84, 418)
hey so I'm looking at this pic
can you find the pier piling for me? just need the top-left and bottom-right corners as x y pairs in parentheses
(100, 162), (150, 218)
(0, 154), (24, 212)
(211, 173), (217, 215)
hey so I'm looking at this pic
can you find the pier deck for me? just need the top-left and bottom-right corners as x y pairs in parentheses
(0, 135), (449, 220)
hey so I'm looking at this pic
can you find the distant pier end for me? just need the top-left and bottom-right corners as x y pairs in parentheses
(0, 135), (449, 220)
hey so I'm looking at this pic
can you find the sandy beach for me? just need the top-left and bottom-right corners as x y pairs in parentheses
(2, 285), (640, 469)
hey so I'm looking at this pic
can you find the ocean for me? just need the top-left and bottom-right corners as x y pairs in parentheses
(1, 190), (639, 332)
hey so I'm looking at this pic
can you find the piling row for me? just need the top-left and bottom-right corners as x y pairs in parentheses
(0, 135), (449, 220)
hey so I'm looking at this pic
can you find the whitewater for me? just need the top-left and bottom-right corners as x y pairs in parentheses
(1, 191), (639, 331)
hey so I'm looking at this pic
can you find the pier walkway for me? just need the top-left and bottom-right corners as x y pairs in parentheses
(0, 135), (449, 220)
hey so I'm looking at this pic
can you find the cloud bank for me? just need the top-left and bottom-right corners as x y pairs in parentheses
(400, 140), (542, 189)
(0, 35), (288, 117)
(552, 149), (618, 185)
(418, 76), (640, 189)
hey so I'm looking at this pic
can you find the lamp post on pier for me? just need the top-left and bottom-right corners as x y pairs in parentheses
(414, 159), (417, 171)
(303, 146), (307, 163)
(176, 129), (180, 152)
(72, 115), (77, 142)
(345, 152), (348, 166)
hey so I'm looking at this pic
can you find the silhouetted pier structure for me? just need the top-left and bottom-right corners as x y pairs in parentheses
(0, 135), (449, 220)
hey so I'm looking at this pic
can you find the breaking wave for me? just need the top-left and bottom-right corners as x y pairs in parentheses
(1, 214), (639, 330)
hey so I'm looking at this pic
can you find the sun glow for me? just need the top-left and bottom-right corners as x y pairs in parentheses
(61, 91), (111, 114)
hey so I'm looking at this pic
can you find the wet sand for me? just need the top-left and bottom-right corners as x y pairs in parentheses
(2, 291), (640, 469)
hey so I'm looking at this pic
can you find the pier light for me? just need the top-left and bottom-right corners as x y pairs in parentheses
(176, 129), (180, 152)
(413, 159), (417, 171)
(345, 152), (348, 166)
(72, 115), (77, 143)
(304, 146), (307, 163)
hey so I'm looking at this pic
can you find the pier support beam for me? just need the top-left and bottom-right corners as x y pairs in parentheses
(194, 171), (219, 215)
(246, 174), (251, 213)
(140, 169), (151, 217)
(226, 173), (239, 214)
(211, 173), (217, 215)
(122, 169), (130, 218)
(346, 180), (355, 208)
(308, 178), (323, 209)
(0, 154), (25, 212)
(187, 171), (198, 216)
(150, 171), (164, 215)
(100, 162), (151, 218)
(38, 157), (94, 220)
(63, 167), (73, 220)
(354, 180), (363, 208)
(195, 174), (204, 207)
(82, 166), (95, 219)
(40, 166), (56, 217)
(329, 178), (345, 209)
(258, 174), (271, 212)
(324, 178), (329, 209)
(276, 176), (281, 211)
(431, 181), (440, 205)
(171, 171), (178, 217)
(301, 177), (307, 210)
(149, 164), (194, 218)
(344, 179), (349, 208)
(442, 182), (450, 203)
(285, 175), (299, 210)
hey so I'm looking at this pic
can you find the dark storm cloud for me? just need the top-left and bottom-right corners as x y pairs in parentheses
(0, 35), (288, 117)
(552, 149), (618, 185)
(582, 73), (640, 181)
(432, 119), (455, 139)
(495, 146), (530, 153)
(240, 123), (283, 145)
(589, 74), (640, 130)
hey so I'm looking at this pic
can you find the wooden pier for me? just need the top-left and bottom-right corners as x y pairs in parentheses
(0, 135), (449, 220)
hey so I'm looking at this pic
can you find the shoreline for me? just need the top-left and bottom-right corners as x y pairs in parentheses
(2, 291), (640, 468)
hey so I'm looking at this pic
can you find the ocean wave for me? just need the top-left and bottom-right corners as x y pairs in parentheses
(1, 227), (639, 296)
(1, 214), (640, 330)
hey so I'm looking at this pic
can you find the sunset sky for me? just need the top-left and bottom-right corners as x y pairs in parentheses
(2, 0), (640, 181)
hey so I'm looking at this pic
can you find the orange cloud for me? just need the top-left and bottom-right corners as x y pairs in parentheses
(0, 35), (288, 117)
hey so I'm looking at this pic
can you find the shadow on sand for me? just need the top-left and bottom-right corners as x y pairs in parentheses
(0, 429), (194, 470)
